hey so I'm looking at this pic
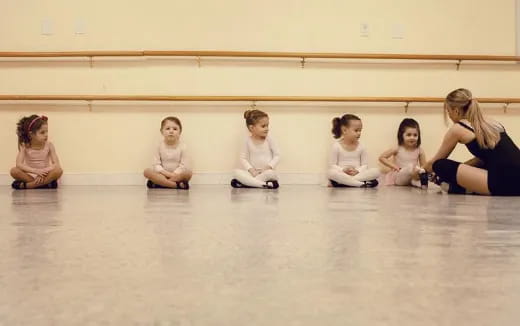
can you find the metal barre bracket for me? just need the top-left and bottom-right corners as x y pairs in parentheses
(404, 101), (410, 113)
(456, 59), (462, 71)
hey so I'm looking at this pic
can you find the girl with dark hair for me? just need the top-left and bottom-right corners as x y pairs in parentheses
(379, 118), (428, 188)
(10, 114), (63, 189)
(327, 114), (380, 187)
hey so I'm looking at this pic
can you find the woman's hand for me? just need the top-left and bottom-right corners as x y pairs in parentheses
(423, 161), (433, 173)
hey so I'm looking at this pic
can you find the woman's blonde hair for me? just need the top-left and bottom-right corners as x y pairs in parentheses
(444, 88), (500, 149)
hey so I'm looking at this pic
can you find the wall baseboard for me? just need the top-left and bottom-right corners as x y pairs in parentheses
(0, 173), (326, 186)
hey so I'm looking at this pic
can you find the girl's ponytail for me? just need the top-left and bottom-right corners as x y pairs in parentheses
(331, 117), (342, 139)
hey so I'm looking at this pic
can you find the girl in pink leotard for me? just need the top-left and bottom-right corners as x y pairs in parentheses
(10, 115), (63, 189)
(379, 118), (428, 188)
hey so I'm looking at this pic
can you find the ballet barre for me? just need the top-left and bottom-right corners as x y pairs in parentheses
(1, 95), (520, 103)
(1, 51), (519, 70)
(1, 95), (519, 113)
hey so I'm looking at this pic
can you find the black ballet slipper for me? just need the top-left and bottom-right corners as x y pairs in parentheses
(265, 180), (279, 189)
(177, 180), (190, 190)
(231, 179), (251, 188)
(146, 180), (167, 189)
(330, 180), (349, 188)
(35, 180), (58, 189)
(361, 179), (379, 188)
(419, 172), (429, 189)
(11, 180), (27, 190)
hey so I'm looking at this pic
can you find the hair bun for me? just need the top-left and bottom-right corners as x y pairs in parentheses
(244, 110), (251, 119)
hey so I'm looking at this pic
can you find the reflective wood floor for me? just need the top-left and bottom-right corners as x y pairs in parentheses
(1, 185), (519, 326)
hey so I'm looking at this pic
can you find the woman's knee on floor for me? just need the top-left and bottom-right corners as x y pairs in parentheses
(432, 159), (460, 184)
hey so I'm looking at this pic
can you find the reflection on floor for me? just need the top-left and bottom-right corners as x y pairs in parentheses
(1, 185), (520, 325)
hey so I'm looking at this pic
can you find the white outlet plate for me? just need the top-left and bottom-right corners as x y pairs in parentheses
(75, 20), (87, 35)
(391, 23), (405, 39)
(41, 19), (53, 35)
(360, 23), (370, 38)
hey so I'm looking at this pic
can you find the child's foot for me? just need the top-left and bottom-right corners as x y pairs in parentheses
(146, 180), (166, 189)
(330, 180), (348, 188)
(47, 180), (58, 189)
(439, 182), (450, 193)
(11, 180), (27, 190)
(429, 174), (465, 194)
(265, 180), (279, 189)
(440, 182), (466, 194)
(231, 179), (244, 188)
(177, 180), (190, 190)
(35, 182), (52, 189)
(361, 179), (379, 188)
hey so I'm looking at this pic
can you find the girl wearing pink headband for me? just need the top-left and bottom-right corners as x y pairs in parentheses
(10, 114), (63, 189)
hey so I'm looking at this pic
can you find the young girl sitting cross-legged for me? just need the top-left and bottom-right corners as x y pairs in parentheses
(10, 114), (63, 189)
(230, 109), (280, 189)
(327, 114), (380, 188)
(144, 116), (192, 189)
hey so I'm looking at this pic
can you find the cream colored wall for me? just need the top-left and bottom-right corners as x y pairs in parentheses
(1, 0), (519, 179)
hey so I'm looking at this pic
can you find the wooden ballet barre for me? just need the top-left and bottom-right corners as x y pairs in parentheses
(0, 51), (143, 57)
(1, 95), (520, 104)
(0, 51), (519, 62)
(144, 51), (520, 62)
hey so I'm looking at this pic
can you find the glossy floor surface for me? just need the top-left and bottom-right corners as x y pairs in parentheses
(1, 185), (520, 326)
